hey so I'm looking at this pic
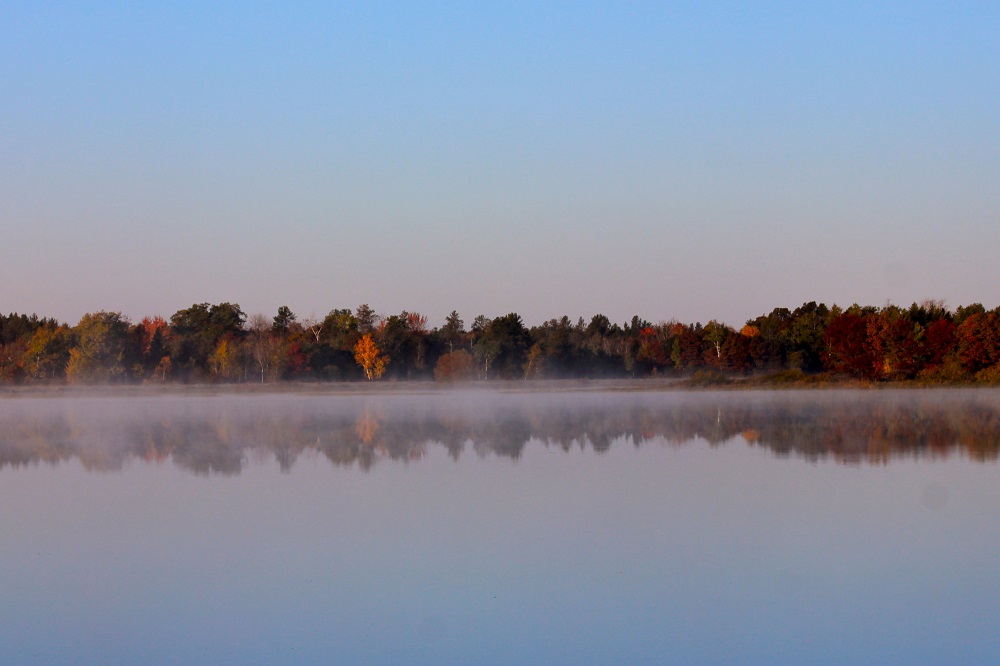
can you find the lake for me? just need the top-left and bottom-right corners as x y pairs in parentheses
(2, 386), (1000, 664)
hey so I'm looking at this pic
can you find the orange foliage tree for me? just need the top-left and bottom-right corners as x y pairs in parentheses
(434, 349), (475, 381)
(354, 333), (389, 380)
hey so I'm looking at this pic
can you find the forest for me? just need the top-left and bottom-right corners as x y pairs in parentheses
(2, 300), (1000, 385)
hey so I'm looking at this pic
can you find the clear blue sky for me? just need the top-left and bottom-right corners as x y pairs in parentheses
(3, 2), (998, 328)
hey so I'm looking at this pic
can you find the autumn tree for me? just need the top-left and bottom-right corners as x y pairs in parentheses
(24, 324), (73, 380)
(133, 316), (171, 378)
(921, 318), (956, 371)
(721, 327), (755, 372)
(0, 337), (28, 382)
(307, 308), (359, 379)
(866, 307), (921, 380)
(208, 337), (243, 381)
(434, 349), (475, 381)
(670, 323), (704, 370)
(523, 342), (546, 378)
(636, 326), (668, 371)
(153, 355), (172, 381)
(953, 303), (986, 328)
(0, 313), (61, 382)
(354, 333), (389, 380)
(66, 311), (132, 383)
(955, 311), (1000, 374)
(823, 310), (876, 379)
(168, 302), (246, 377)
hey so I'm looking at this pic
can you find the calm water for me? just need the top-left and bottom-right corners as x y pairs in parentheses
(2, 387), (1000, 664)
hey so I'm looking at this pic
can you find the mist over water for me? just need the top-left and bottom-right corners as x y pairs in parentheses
(2, 387), (1000, 664)
(0, 387), (999, 473)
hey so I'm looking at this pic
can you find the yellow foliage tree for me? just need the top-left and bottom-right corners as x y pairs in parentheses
(154, 356), (172, 382)
(66, 311), (130, 383)
(208, 338), (240, 381)
(354, 333), (389, 380)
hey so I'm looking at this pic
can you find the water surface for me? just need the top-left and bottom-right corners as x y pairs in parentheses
(2, 388), (999, 664)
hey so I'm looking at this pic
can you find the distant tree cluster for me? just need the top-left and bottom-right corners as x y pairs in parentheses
(2, 300), (1000, 384)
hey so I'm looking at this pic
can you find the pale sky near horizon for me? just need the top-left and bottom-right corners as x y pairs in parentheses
(3, 3), (998, 329)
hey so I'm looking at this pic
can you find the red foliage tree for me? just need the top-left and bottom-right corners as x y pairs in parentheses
(866, 310), (920, 380)
(956, 312), (1000, 373)
(823, 312), (876, 379)
(921, 318), (956, 370)
(637, 327), (668, 369)
(722, 332), (754, 372)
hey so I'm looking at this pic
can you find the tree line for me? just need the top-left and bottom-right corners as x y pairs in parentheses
(2, 300), (1000, 384)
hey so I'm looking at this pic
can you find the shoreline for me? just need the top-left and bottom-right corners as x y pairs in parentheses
(0, 375), (996, 399)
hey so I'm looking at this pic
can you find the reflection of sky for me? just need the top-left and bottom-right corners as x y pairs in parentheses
(2, 394), (1000, 663)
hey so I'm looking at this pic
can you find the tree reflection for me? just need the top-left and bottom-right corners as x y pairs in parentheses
(1, 391), (999, 474)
